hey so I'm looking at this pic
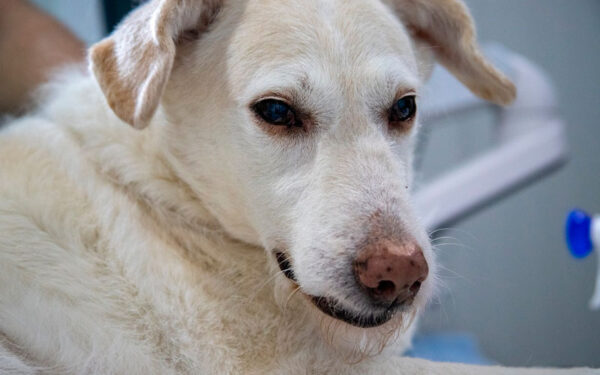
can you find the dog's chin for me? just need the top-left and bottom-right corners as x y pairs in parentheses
(275, 252), (402, 329)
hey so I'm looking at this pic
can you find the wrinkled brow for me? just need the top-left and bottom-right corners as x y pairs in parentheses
(240, 64), (332, 105)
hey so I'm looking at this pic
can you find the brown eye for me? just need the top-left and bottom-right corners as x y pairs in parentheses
(389, 95), (417, 124)
(253, 99), (302, 128)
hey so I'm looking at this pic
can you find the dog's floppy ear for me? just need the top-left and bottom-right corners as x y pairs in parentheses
(89, 0), (219, 129)
(386, 0), (516, 105)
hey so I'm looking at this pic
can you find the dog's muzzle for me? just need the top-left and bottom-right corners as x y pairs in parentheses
(274, 250), (420, 328)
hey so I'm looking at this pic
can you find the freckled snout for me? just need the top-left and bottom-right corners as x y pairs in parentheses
(354, 239), (428, 306)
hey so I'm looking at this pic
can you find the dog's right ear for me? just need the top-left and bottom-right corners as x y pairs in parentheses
(89, 0), (220, 129)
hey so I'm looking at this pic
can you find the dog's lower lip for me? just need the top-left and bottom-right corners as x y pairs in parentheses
(310, 296), (397, 328)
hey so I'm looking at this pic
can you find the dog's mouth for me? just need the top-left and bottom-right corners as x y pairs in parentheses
(275, 252), (398, 328)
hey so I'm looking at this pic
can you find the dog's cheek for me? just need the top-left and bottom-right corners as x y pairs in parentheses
(242, 158), (311, 250)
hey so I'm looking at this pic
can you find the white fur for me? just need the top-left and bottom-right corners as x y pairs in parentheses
(0, 0), (594, 373)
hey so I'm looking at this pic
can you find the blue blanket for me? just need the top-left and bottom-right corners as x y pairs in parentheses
(406, 333), (494, 365)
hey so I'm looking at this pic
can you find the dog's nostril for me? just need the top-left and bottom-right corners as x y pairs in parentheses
(409, 281), (421, 294)
(375, 280), (396, 296)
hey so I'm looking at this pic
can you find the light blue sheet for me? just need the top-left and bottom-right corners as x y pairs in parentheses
(406, 333), (495, 365)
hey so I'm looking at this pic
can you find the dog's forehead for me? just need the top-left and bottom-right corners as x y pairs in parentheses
(226, 0), (419, 97)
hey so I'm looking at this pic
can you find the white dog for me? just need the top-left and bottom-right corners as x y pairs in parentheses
(0, 0), (594, 374)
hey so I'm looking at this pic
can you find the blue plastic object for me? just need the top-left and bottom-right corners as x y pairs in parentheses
(566, 209), (594, 259)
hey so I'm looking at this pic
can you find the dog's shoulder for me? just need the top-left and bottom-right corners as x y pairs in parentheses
(0, 74), (178, 373)
(0, 101), (101, 249)
(0, 77), (274, 373)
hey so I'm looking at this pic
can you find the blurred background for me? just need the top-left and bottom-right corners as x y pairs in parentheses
(24, 0), (600, 368)
(415, 0), (600, 368)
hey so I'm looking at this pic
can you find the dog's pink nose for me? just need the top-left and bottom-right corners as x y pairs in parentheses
(354, 239), (428, 305)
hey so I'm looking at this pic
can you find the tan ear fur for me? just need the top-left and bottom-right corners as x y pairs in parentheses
(89, 0), (216, 129)
(387, 0), (516, 106)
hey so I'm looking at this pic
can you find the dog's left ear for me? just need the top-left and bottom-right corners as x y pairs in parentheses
(385, 0), (516, 106)
(89, 0), (220, 129)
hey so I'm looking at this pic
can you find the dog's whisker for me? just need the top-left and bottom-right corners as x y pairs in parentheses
(283, 285), (302, 311)
(245, 269), (289, 303)
(431, 239), (461, 245)
(431, 242), (463, 248)
(435, 263), (473, 285)
(431, 237), (461, 244)
(431, 240), (475, 253)
(428, 227), (479, 240)
(431, 235), (460, 242)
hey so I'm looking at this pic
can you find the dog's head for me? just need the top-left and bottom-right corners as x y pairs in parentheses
(90, 0), (514, 332)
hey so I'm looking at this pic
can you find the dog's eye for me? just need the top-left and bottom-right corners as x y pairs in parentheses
(253, 99), (302, 128)
(389, 95), (417, 125)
